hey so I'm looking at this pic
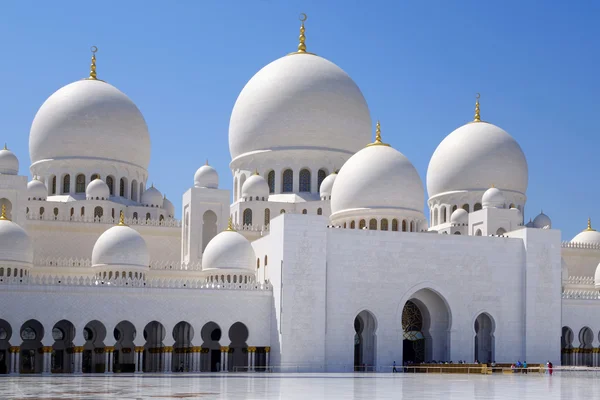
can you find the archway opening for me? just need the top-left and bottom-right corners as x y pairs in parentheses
(172, 321), (194, 372)
(228, 322), (249, 372)
(354, 310), (377, 371)
(83, 320), (106, 373)
(202, 210), (218, 252)
(113, 321), (136, 373)
(143, 321), (165, 372)
(474, 313), (495, 364)
(0, 319), (12, 374)
(51, 320), (75, 373)
(201, 322), (222, 372)
(561, 326), (574, 366)
(20, 319), (44, 373)
(579, 327), (594, 366)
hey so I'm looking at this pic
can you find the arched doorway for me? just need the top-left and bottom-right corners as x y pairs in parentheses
(202, 210), (218, 252)
(561, 326), (574, 366)
(83, 320), (106, 373)
(0, 319), (12, 374)
(354, 310), (377, 371)
(51, 320), (75, 373)
(579, 327), (594, 366)
(474, 313), (495, 363)
(143, 321), (165, 372)
(172, 321), (194, 372)
(401, 289), (451, 364)
(228, 322), (248, 372)
(113, 321), (136, 373)
(20, 320), (44, 373)
(201, 322), (222, 372)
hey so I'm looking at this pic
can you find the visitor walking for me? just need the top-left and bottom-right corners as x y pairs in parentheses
(522, 361), (527, 374)
(392, 361), (397, 373)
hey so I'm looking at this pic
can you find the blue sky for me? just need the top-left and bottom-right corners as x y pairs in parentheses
(1, 0), (598, 240)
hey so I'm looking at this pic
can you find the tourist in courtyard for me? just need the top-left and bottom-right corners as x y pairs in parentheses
(522, 361), (527, 374)
(392, 361), (397, 373)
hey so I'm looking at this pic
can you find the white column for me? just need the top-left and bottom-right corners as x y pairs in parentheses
(251, 350), (256, 372)
(13, 348), (20, 374)
(104, 349), (110, 373)
(8, 348), (14, 374)
(247, 350), (252, 371)
(165, 348), (172, 373)
(266, 347), (270, 370)
(42, 346), (51, 374)
(224, 348), (229, 372)
(220, 348), (225, 372)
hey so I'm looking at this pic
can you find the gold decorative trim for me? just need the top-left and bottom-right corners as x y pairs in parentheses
(0, 204), (9, 221)
(473, 93), (481, 122)
(42, 346), (53, 353)
(366, 121), (390, 147)
(135, 346), (145, 352)
(265, 346), (270, 353)
(220, 346), (229, 352)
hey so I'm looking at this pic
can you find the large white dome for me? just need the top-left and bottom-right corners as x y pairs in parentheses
(229, 54), (371, 162)
(427, 121), (528, 198)
(0, 146), (19, 175)
(202, 228), (255, 272)
(331, 139), (424, 218)
(29, 79), (151, 170)
(0, 215), (33, 265)
(92, 224), (149, 270)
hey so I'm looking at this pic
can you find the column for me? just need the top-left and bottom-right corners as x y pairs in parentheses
(42, 346), (52, 374)
(265, 347), (270, 371)
(220, 347), (227, 372)
(250, 348), (256, 372)
(247, 348), (252, 371)
(134, 346), (143, 373)
(8, 347), (17, 374)
(73, 346), (83, 374)
(13, 347), (20, 374)
(164, 347), (173, 373)
(196, 347), (202, 372)
(104, 347), (110, 373)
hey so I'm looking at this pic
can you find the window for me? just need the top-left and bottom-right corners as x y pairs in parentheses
(442, 207), (447, 223)
(256, 259), (260, 269)
(81, 207), (85, 216)
(299, 169), (311, 192)
(111, 208), (115, 219)
(302, 209), (307, 214)
(94, 207), (103, 219)
(131, 180), (138, 202)
(51, 176), (57, 195)
(159, 215), (164, 222)
(410, 221), (414, 232)
(75, 174), (86, 193)
(402, 220), (407, 232)
(474, 203), (482, 211)
(243, 208), (253, 225)
(21, 327), (36, 341)
(146, 213), (151, 221)
(91, 174), (100, 181)
(317, 208), (322, 215)
(39, 207), (45, 216)
(381, 219), (389, 231)
(70, 208), (74, 217)
(369, 219), (377, 230)
(317, 169), (328, 191)
(350, 221), (356, 229)
(392, 219), (398, 231)
(53, 208), (58, 217)
(120, 178), (126, 197)
(264, 255), (268, 266)
(264, 209), (270, 225)
(133, 212), (138, 220)
(452, 205), (457, 213)
(282, 169), (293, 193)
(267, 171), (275, 194)
(280, 209), (285, 214)
(359, 219), (366, 229)
(462, 204), (470, 212)
(106, 176), (114, 196)
(62, 174), (70, 193)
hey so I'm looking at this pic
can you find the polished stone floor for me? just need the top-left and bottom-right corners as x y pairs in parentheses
(1, 372), (600, 399)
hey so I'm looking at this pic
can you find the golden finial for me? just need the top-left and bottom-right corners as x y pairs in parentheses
(254, 169), (259, 176)
(205, 159), (209, 166)
(366, 120), (390, 147)
(288, 14), (314, 55)
(87, 46), (98, 80)
(0, 204), (7, 221)
(586, 217), (595, 232)
(118, 210), (126, 226)
(2, 143), (7, 150)
(225, 216), (236, 232)
(473, 93), (481, 122)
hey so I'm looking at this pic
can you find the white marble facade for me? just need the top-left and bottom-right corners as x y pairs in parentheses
(0, 18), (599, 376)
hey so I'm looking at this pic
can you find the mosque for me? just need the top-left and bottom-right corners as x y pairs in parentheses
(0, 16), (599, 375)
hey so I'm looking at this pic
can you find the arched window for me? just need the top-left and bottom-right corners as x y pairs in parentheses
(402, 220), (407, 232)
(234, 176), (238, 201)
(159, 215), (164, 222)
(106, 176), (114, 196)
(475, 229), (482, 236)
(454, 231), (461, 235)
(474, 203), (482, 211)
(146, 213), (151, 221)
(299, 169), (311, 192)
(53, 208), (58, 217)
(433, 208), (438, 225)
(264, 208), (270, 225)
(70, 208), (74, 217)
(62, 174), (70, 194)
(94, 206), (103, 219)
(410, 221), (414, 232)
(75, 174), (86, 193)
(392, 219), (398, 231)
(317, 208), (322, 215)
(133, 212), (138, 220)
(462, 204), (470, 212)
(317, 169), (328, 191)
(359, 219), (366, 229)
(81, 206), (85, 216)
(120, 178), (126, 197)
(381, 219), (389, 231)
(91, 173), (100, 181)
(452, 205), (458, 213)
(131, 180), (138, 202)
(256, 259), (260, 270)
(280, 209), (285, 214)
(50, 176), (57, 195)
(302, 209), (307, 214)
(267, 171), (275, 194)
(140, 182), (144, 200)
(442, 207), (447, 223)
(282, 169), (293, 193)
(243, 208), (253, 225)
(39, 207), (45, 216)
(369, 219), (377, 230)
(350, 221), (356, 229)
(111, 208), (115, 219)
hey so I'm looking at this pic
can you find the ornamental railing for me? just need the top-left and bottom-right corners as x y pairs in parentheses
(26, 212), (181, 228)
(566, 276), (595, 285)
(562, 290), (600, 300)
(562, 241), (600, 250)
(34, 258), (202, 271)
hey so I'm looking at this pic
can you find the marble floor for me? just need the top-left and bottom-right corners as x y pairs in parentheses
(1, 372), (600, 399)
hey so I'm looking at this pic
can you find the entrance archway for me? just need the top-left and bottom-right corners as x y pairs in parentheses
(20, 319), (44, 373)
(579, 327), (594, 366)
(143, 321), (165, 372)
(354, 310), (377, 371)
(83, 320), (106, 373)
(51, 320), (75, 373)
(474, 313), (495, 363)
(228, 322), (248, 372)
(401, 288), (451, 364)
(200, 322), (221, 372)
(0, 319), (12, 374)
(172, 321), (194, 372)
(113, 321), (136, 373)
(561, 326), (574, 366)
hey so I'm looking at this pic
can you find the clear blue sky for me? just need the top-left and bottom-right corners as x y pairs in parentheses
(1, 0), (599, 240)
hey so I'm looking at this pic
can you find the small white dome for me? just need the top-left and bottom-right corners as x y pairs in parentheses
(533, 211), (551, 229)
(162, 196), (175, 217)
(595, 262), (600, 289)
(0, 146), (19, 175)
(319, 172), (337, 199)
(571, 219), (600, 246)
(27, 178), (47, 200)
(86, 178), (110, 200)
(0, 216), (33, 265)
(525, 218), (534, 228)
(141, 185), (163, 207)
(202, 228), (255, 272)
(194, 164), (219, 189)
(482, 187), (506, 209)
(450, 208), (469, 225)
(92, 224), (149, 270)
(241, 173), (269, 200)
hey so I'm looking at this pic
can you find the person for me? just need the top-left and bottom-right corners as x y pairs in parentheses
(548, 361), (553, 375)
(522, 361), (527, 374)
(511, 363), (515, 373)
(491, 360), (496, 367)
(392, 360), (397, 373)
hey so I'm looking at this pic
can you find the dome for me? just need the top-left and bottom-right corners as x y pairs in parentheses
(319, 172), (337, 200)
(571, 219), (600, 246)
(0, 145), (18, 175)
(202, 227), (255, 272)
(27, 178), (47, 200)
(450, 208), (469, 225)
(427, 120), (528, 199)
(86, 178), (110, 200)
(141, 185), (163, 207)
(194, 164), (219, 189)
(595, 262), (600, 289)
(162, 196), (175, 218)
(241, 173), (269, 200)
(229, 53), (371, 162)
(482, 187), (506, 209)
(92, 224), (149, 270)
(30, 79), (151, 170)
(533, 211), (551, 229)
(0, 210), (33, 265)
(331, 130), (424, 218)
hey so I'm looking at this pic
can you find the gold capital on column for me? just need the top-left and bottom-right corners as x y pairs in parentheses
(221, 346), (229, 352)
(135, 346), (145, 352)
(265, 346), (270, 353)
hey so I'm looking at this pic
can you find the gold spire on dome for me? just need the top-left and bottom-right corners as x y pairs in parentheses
(473, 93), (481, 122)
(585, 217), (596, 232)
(254, 169), (260, 176)
(205, 159), (209, 166)
(288, 13), (315, 55)
(0, 204), (8, 221)
(117, 210), (127, 226)
(225, 216), (236, 232)
(2, 143), (7, 150)
(366, 121), (390, 147)
(87, 46), (98, 80)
